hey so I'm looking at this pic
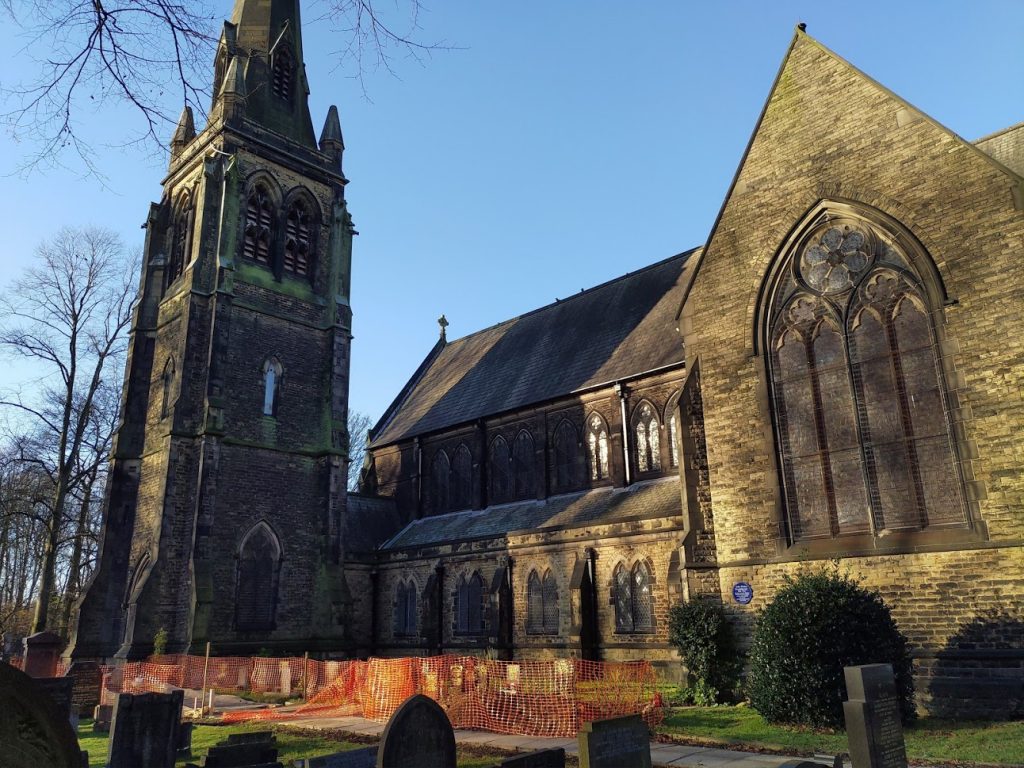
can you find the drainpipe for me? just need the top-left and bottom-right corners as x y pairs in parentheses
(616, 383), (632, 486)
(435, 562), (445, 655)
(414, 437), (423, 520)
(587, 547), (600, 658)
(369, 568), (379, 655)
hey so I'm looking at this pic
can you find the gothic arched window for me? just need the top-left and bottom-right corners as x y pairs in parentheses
(243, 184), (275, 265)
(451, 443), (473, 511)
(613, 560), (655, 633)
(489, 436), (510, 504)
(283, 198), (312, 278)
(430, 450), (450, 514)
(526, 568), (559, 634)
(235, 523), (281, 631)
(167, 194), (193, 287)
(552, 420), (579, 492)
(262, 358), (282, 416)
(586, 413), (610, 481)
(633, 402), (661, 473)
(665, 393), (681, 469)
(394, 580), (417, 637)
(272, 44), (294, 101)
(456, 571), (485, 634)
(512, 430), (535, 500)
(766, 211), (965, 542)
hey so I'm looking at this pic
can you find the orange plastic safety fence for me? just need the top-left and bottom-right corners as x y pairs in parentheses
(102, 654), (663, 738)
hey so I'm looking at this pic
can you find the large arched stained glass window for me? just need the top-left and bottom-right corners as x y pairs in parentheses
(586, 413), (610, 481)
(633, 402), (661, 473)
(767, 211), (965, 541)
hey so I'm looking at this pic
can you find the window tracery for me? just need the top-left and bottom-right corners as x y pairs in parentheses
(526, 568), (559, 634)
(512, 430), (535, 499)
(633, 402), (661, 473)
(167, 194), (193, 287)
(456, 571), (485, 634)
(488, 436), (510, 504)
(613, 560), (655, 633)
(451, 444), (473, 511)
(235, 523), (280, 631)
(553, 420), (579, 491)
(394, 580), (417, 637)
(283, 199), (312, 277)
(262, 358), (282, 416)
(430, 450), (450, 514)
(243, 185), (275, 265)
(768, 213), (965, 541)
(586, 413), (610, 481)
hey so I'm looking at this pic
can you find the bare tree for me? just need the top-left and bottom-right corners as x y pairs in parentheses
(0, 227), (136, 633)
(347, 409), (373, 491)
(1, 0), (450, 173)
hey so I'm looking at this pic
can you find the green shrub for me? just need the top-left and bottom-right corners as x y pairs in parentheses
(747, 567), (915, 728)
(152, 627), (168, 657)
(668, 598), (739, 705)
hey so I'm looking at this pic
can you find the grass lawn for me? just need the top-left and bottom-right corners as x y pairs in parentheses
(77, 719), (520, 768)
(657, 706), (1024, 766)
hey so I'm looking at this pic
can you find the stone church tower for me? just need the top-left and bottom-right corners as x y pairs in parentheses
(69, 0), (355, 659)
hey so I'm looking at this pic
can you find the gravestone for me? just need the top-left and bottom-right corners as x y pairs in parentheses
(842, 664), (908, 768)
(0, 662), (85, 768)
(202, 731), (279, 767)
(295, 746), (378, 768)
(93, 703), (114, 732)
(34, 675), (77, 729)
(66, 660), (103, 716)
(377, 694), (456, 768)
(498, 748), (566, 768)
(108, 689), (185, 768)
(22, 630), (63, 677)
(577, 714), (651, 768)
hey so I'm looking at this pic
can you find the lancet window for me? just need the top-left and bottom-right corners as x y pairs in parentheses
(633, 402), (661, 473)
(767, 211), (965, 542)
(586, 413), (610, 481)
(613, 561), (654, 633)
(526, 569), (559, 634)
(512, 430), (535, 500)
(243, 184), (275, 265)
(552, 420), (579, 492)
(489, 436), (511, 504)
(235, 524), (281, 631)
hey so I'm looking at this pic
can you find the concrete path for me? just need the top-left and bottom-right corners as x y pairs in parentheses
(277, 714), (816, 768)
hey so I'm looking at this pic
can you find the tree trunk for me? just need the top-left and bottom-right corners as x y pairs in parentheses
(30, 480), (67, 634)
(60, 478), (94, 635)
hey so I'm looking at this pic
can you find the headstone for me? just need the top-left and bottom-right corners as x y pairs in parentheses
(202, 732), (278, 767)
(93, 703), (114, 732)
(498, 748), (566, 768)
(377, 694), (456, 768)
(0, 662), (85, 768)
(34, 676), (78, 729)
(295, 746), (378, 768)
(66, 661), (103, 716)
(178, 721), (194, 758)
(22, 631), (63, 677)
(842, 664), (908, 768)
(280, 660), (292, 695)
(107, 689), (185, 768)
(577, 714), (651, 768)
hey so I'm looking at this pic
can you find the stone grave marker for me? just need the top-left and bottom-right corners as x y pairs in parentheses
(377, 693), (456, 768)
(93, 703), (114, 732)
(577, 714), (651, 768)
(66, 660), (103, 716)
(842, 664), (908, 768)
(22, 630), (63, 677)
(108, 689), (185, 768)
(202, 730), (279, 767)
(295, 746), (379, 768)
(0, 662), (86, 768)
(33, 675), (78, 729)
(498, 747), (566, 768)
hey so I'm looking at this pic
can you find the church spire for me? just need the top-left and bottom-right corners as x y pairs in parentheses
(213, 0), (317, 148)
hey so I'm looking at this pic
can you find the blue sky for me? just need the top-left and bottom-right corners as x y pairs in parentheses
(1, 1), (1022, 425)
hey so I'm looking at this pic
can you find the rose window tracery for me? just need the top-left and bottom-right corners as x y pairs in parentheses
(799, 224), (872, 294)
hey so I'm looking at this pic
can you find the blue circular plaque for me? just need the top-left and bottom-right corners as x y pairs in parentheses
(732, 582), (754, 605)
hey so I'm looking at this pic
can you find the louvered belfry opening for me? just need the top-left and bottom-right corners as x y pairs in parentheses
(243, 186), (274, 264)
(284, 200), (311, 276)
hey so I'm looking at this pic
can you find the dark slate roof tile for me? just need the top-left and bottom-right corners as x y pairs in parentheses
(345, 493), (404, 553)
(381, 477), (682, 550)
(371, 250), (697, 446)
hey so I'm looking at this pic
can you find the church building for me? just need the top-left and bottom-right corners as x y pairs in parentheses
(72, 1), (1024, 719)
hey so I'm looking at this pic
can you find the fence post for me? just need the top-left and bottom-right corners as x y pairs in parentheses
(303, 651), (310, 701)
(200, 641), (211, 713)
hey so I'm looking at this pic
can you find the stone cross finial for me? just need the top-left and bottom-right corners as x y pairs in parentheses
(438, 314), (449, 341)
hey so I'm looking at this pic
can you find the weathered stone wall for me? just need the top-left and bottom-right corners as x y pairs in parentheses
(679, 31), (1024, 715)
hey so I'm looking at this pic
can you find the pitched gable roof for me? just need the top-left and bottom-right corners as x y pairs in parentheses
(677, 26), (1024, 322)
(371, 250), (696, 447)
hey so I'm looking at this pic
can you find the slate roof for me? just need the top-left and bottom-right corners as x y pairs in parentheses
(380, 477), (682, 551)
(371, 250), (697, 447)
(345, 493), (403, 554)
